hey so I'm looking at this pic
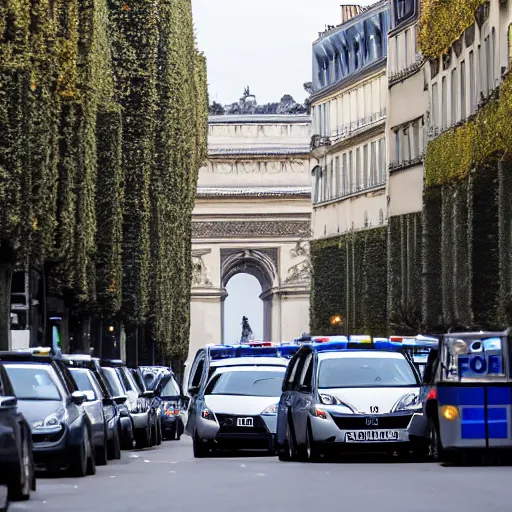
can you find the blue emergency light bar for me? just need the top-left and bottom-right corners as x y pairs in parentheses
(401, 336), (438, 349)
(208, 344), (299, 360)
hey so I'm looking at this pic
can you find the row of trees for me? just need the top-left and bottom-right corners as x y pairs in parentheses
(0, 0), (208, 360)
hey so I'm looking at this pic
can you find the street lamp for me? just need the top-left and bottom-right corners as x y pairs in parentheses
(330, 314), (343, 335)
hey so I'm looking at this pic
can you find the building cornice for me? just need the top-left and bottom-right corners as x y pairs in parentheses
(196, 186), (311, 199)
(208, 148), (310, 158)
(311, 58), (387, 104)
(389, 55), (426, 88)
(327, 120), (386, 154)
(209, 115), (311, 125)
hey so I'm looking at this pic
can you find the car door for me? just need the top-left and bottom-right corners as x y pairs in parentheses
(276, 351), (304, 446)
(293, 351), (315, 447)
(0, 364), (20, 479)
(185, 352), (206, 436)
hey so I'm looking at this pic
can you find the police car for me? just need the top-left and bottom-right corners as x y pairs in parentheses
(185, 342), (299, 457)
(275, 336), (426, 461)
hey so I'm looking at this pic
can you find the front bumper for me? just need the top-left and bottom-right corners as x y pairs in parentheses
(311, 410), (417, 450)
(197, 413), (276, 450)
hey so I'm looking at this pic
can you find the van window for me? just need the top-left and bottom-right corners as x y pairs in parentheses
(191, 357), (205, 388)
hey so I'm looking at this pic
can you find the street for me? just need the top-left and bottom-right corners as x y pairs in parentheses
(9, 437), (512, 512)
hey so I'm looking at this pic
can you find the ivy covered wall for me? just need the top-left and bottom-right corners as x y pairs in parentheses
(0, 0), (208, 357)
(310, 228), (388, 336)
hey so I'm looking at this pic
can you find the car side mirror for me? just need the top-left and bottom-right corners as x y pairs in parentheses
(84, 390), (96, 402)
(113, 395), (127, 405)
(0, 396), (17, 410)
(188, 386), (200, 397)
(71, 391), (86, 406)
(142, 390), (154, 399)
(102, 397), (114, 406)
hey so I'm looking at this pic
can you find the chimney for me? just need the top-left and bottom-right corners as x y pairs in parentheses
(341, 4), (364, 24)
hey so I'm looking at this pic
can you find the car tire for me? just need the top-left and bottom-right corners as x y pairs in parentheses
(8, 435), (32, 501)
(284, 419), (297, 461)
(305, 423), (320, 462)
(156, 420), (162, 445)
(96, 436), (108, 466)
(193, 433), (209, 458)
(135, 426), (151, 449)
(108, 424), (122, 460)
(87, 430), (97, 476)
(428, 419), (443, 462)
(70, 428), (90, 477)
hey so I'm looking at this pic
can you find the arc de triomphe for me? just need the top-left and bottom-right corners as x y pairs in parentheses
(188, 113), (313, 364)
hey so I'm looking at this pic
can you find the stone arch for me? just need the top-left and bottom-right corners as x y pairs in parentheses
(221, 249), (279, 342)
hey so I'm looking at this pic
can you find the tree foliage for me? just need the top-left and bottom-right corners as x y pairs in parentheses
(0, 0), (207, 357)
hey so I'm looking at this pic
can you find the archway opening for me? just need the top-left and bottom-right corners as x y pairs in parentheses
(223, 274), (263, 344)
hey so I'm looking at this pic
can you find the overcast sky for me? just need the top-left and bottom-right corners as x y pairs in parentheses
(192, 0), (373, 342)
(191, 0), (374, 106)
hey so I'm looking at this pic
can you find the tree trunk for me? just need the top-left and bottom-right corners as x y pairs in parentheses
(0, 263), (13, 351)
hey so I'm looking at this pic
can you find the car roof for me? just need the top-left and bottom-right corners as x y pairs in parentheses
(211, 357), (290, 367)
(99, 359), (126, 367)
(317, 351), (407, 361)
(212, 365), (287, 374)
(0, 351), (55, 364)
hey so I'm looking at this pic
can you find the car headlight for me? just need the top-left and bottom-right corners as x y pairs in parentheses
(33, 413), (64, 430)
(261, 404), (278, 415)
(320, 394), (356, 412)
(392, 393), (421, 412)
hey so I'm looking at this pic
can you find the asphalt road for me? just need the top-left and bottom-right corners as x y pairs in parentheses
(9, 437), (512, 512)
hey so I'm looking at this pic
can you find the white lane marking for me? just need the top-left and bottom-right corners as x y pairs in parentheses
(240, 464), (246, 468)
(110, 476), (116, 478)
(169, 470), (176, 474)
(73, 485), (78, 489)
(256, 473), (265, 476)
(130, 454), (139, 459)
(144, 460), (151, 463)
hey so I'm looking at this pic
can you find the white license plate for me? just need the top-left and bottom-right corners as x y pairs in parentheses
(236, 417), (254, 427)
(345, 430), (400, 442)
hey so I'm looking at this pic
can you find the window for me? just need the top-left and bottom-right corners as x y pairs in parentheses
(313, 168), (320, 203)
(412, 122), (420, 158)
(404, 29), (409, 66)
(451, 68), (457, 125)
(485, 36), (491, 93)
(370, 141), (377, 185)
(431, 82), (438, 127)
(161, 377), (181, 397)
(299, 353), (314, 392)
(363, 144), (369, 187)
(441, 76), (447, 129)
(4, 364), (62, 401)
(491, 29), (496, 90)
(284, 356), (301, 391)
(329, 159), (334, 199)
(469, 51), (475, 114)
(379, 138), (386, 182)
(460, 60), (466, 120)
(317, 356), (418, 388)
(342, 153), (348, 195)
(395, 130), (401, 163)
(403, 127), (410, 162)
(349, 151), (354, 193)
(101, 367), (124, 397)
(335, 156), (340, 198)
(70, 369), (97, 400)
(191, 357), (205, 388)
(395, 35), (399, 72)
(478, 45), (484, 99)
(355, 148), (361, 190)
(204, 368), (286, 397)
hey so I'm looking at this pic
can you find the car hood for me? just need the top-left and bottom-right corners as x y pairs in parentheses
(322, 387), (419, 414)
(205, 395), (278, 416)
(17, 400), (65, 426)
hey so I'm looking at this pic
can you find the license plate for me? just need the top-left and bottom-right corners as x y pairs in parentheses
(345, 430), (400, 442)
(236, 417), (254, 427)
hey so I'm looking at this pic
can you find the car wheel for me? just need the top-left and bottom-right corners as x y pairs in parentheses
(108, 424), (122, 460)
(86, 429), (97, 476)
(135, 426), (151, 449)
(70, 428), (89, 477)
(285, 419), (297, 461)
(305, 422), (320, 462)
(8, 435), (31, 501)
(156, 420), (162, 445)
(193, 433), (209, 458)
(96, 434), (108, 466)
(428, 420), (442, 462)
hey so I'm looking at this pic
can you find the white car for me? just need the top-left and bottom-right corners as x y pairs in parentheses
(276, 343), (425, 461)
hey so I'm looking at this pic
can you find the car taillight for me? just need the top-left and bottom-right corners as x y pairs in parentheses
(426, 388), (437, 401)
(201, 408), (215, 421)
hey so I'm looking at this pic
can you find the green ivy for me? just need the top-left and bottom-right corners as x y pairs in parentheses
(310, 228), (388, 336)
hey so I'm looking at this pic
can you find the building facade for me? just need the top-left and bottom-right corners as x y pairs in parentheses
(310, 0), (512, 338)
(309, 2), (391, 336)
(188, 113), (312, 368)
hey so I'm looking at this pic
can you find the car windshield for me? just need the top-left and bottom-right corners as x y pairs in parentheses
(205, 369), (285, 397)
(318, 356), (418, 388)
(70, 369), (96, 397)
(101, 367), (124, 396)
(5, 364), (61, 401)
(160, 377), (180, 397)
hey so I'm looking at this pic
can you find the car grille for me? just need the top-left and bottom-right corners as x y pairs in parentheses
(33, 430), (65, 444)
(215, 414), (268, 435)
(331, 413), (413, 430)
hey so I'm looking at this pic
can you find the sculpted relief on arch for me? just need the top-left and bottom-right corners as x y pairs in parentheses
(204, 159), (307, 175)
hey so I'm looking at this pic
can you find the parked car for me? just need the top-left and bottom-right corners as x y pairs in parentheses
(61, 355), (124, 460)
(0, 359), (36, 500)
(131, 368), (162, 446)
(100, 360), (156, 449)
(0, 350), (95, 477)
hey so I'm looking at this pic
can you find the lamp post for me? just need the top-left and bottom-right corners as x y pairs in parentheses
(330, 314), (343, 335)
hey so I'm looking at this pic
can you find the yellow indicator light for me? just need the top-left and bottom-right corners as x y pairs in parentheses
(442, 405), (459, 421)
